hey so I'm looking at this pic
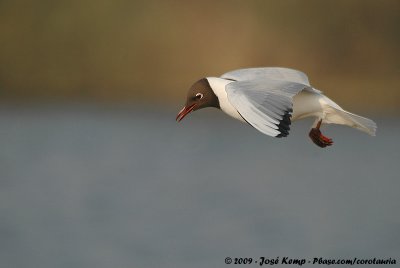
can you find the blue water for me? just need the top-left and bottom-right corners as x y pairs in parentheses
(0, 104), (399, 267)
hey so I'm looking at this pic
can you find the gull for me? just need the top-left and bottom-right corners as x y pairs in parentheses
(176, 67), (376, 148)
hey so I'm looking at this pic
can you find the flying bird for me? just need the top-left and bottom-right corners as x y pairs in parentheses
(176, 67), (376, 148)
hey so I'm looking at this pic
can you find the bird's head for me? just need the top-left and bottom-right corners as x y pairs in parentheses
(176, 78), (220, 122)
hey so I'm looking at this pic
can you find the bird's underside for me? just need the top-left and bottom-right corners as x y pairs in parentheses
(237, 89), (335, 148)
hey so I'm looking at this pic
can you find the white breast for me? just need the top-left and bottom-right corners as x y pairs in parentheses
(206, 77), (246, 122)
(292, 90), (324, 120)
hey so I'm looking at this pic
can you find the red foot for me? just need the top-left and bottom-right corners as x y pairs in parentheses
(309, 128), (333, 148)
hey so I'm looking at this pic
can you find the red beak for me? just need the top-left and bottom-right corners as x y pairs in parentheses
(176, 104), (196, 122)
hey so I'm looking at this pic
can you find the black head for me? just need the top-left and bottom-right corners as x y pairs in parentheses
(176, 78), (220, 122)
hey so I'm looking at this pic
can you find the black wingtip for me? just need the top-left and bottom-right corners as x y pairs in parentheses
(276, 108), (292, 138)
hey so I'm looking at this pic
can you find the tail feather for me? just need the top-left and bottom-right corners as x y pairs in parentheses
(327, 107), (377, 136)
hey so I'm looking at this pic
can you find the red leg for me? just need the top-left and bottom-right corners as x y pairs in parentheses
(309, 119), (333, 148)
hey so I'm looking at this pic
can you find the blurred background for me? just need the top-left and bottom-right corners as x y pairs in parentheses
(0, 0), (399, 267)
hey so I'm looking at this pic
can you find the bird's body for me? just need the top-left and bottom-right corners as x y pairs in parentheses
(177, 67), (376, 148)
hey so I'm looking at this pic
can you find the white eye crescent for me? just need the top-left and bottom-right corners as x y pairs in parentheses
(196, 93), (203, 99)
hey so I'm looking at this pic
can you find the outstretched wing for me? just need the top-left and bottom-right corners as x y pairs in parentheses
(225, 79), (310, 137)
(221, 67), (310, 86)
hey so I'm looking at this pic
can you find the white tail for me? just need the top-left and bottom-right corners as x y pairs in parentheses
(327, 107), (377, 136)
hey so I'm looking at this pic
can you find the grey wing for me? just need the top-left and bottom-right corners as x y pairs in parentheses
(221, 67), (310, 86)
(226, 79), (310, 137)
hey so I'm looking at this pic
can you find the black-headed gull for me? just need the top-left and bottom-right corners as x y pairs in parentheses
(176, 67), (376, 148)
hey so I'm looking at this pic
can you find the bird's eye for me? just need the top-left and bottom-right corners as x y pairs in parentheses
(195, 93), (203, 99)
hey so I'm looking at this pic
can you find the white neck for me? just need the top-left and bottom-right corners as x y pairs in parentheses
(206, 77), (245, 122)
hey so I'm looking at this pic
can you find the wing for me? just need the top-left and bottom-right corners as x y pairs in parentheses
(226, 79), (310, 137)
(221, 67), (310, 86)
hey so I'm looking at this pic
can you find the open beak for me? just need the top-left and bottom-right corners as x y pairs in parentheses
(176, 104), (196, 122)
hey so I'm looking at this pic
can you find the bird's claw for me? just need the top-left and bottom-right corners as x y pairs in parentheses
(309, 128), (333, 148)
